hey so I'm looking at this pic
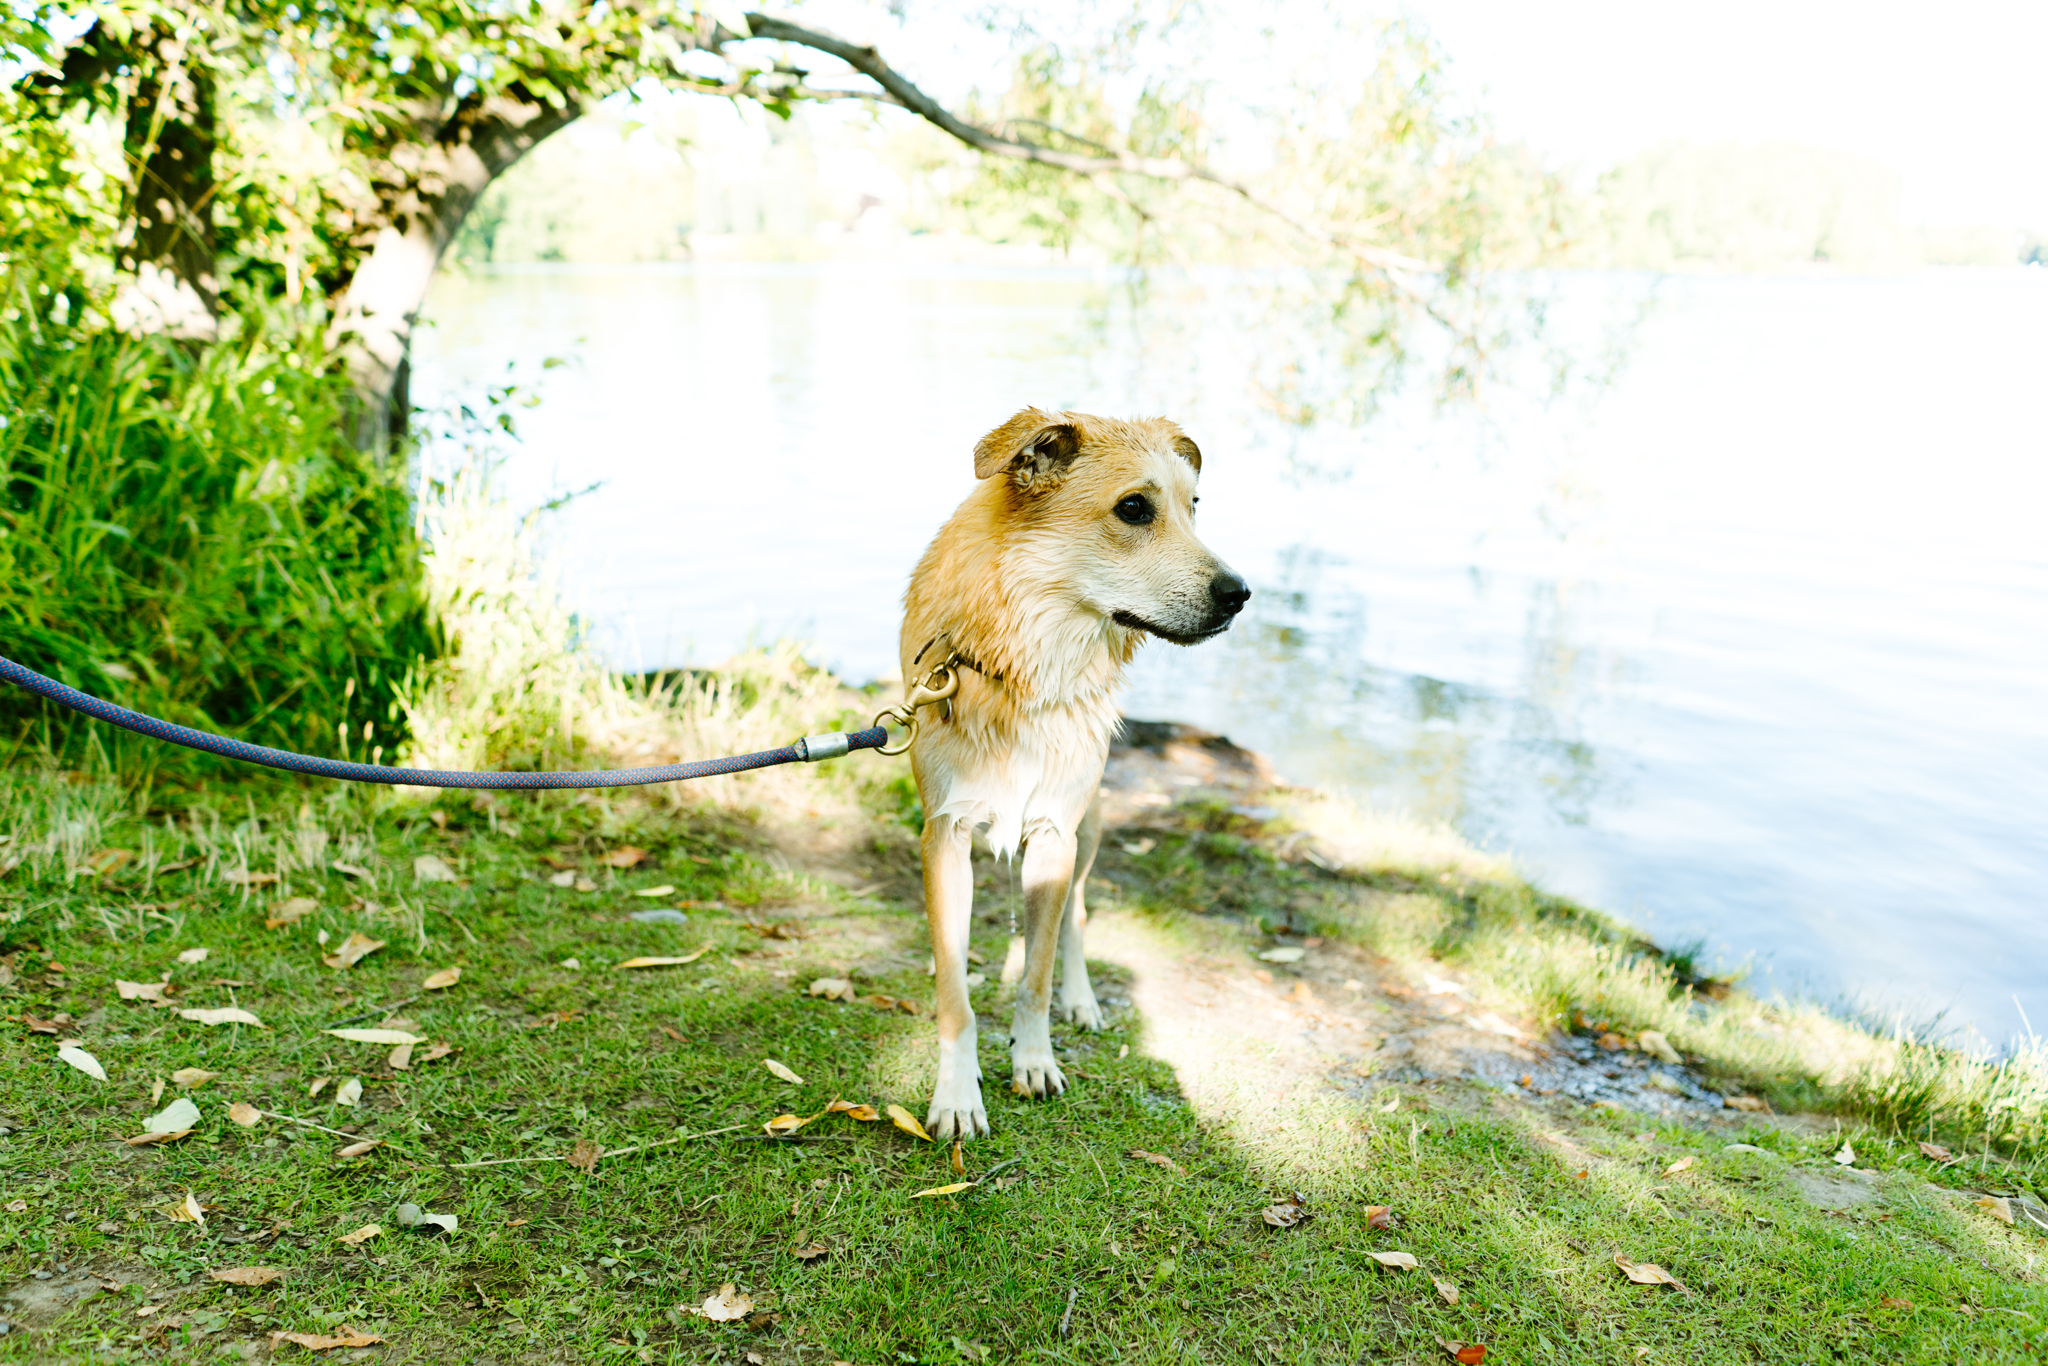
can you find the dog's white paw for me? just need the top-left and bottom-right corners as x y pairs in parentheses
(926, 1095), (990, 1141)
(928, 1029), (988, 1140)
(1057, 990), (1105, 1031)
(1009, 1043), (1067, 1098)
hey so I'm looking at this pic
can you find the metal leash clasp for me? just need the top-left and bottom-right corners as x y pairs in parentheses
(873, 656), (962, 756)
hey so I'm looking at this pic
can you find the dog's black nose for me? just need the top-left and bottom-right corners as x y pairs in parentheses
(1210, 572), (1251, 616)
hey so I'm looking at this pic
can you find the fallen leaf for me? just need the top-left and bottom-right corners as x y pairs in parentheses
(145, 1096), (202, 1134)
(321, 932), (386, 971)
(336, 1139), (383, 1158)
(173, 1191), (207, 1225)
(1832, 1142), (1857, 1166)
(210, 1266), (284, 1286)
(58, 1045), (108, 1080)
(549, 870), (577, 888)
(568, 1138), (602, 1173)
(1663, 1156), (1695, 1176)
(308, 1076), (333, 1098)
(1976, 1196), (2016, 1224)
(791, 1242), (830, 1261)
(1128, 1149), (1184, 1173)
(3, 1198), (25, 1212)
(615, 947), (712, 970)
(764, 1113), (815, 1137)
(633, 885), (677, 898)
(418, 1042), (455, 1064)
(223, 870), (279, 887)
(1436, 1338), (1487, 1364)
(574, 877), (597, 893)
(696, 1283), (753, 1322)
(763, 1058), (805, 1084)
(422, 966), (461, 990)
(746, 1312), (781, 1333)
(116, 978), (169, 1002)
(1433, 1276), (1459, 1305)
(338, 1224), (381, 1245)
(269, 1326), (384, 1351)
(387, 1042), (413, 1071)
(558, 959), (581, 970)
(600, 846), (649, 868)
(1366, 1250), (1418, 1270)
(808, 977), (857, 1002)
(1724, 1094), (1767, 1111)
(413, 854), (459, 883)
(179, 1006), (265, 1028)
(229, 1102), (262, 1127)
(125, 1129), (195, 1147)
(1635, 1029), (1682, 1064)
(176, 947), (210, 964)
(85, 848), (135, 876)
(1918, 1141), (1952, 1161)
(1257, 946), (1306, 963)
(1879, 1295), (1914, 1310)
(22, 1013), (63, 1035)
(826, 1098), (880, 1121)
(1364, 1205), (1395, 1230)
(886, 1104), (933, 1142)
(1262, 1193), (1310, 1228)
(1614, 1254), (1690, 1292)
(323, 1028), (423, 1045)
(334, 1078), (363, 1107)
(951, 1141), (966, 1176)
(266, 897), (319, 929)
(171, 1067), (216, 1087)
(912, 1182), (977, 1198)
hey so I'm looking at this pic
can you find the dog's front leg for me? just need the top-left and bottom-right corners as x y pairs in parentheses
(1055, 796), (1106, 1030)
(1010, 826), (1079, 1097)
(921, 813), (987, 1140)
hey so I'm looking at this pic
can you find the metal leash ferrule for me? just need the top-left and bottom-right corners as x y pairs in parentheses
(872, 658), (961, 757)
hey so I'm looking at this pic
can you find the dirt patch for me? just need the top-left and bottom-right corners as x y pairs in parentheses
(0, 1261), (150, 1336)
(1788, 1166), (1880, 1209)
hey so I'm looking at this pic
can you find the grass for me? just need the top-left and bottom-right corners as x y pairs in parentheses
(3, 768), (2047, 1365)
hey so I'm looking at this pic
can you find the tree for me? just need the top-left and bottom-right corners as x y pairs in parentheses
(10, 1), (1566, 448)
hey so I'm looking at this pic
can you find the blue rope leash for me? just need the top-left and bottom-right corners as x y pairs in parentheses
(0, 654), (888, 790)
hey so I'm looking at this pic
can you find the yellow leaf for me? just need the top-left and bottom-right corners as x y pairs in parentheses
(885, 1104), (933, 1142)
(307, 1076), (333, 1098)
(912, 1182), (977, 1198)
(209, 1266), (284, 1286)
(323, 1028), (423, 1045)
(321, 932), (386, 971)
(633, 885), (677, 898)
(179, 1007), (265, 1028)
(338, 1224), (381, 1246)
(763, 1113), (813, 1136)
(615, 947), (711, 970)
(827, 1098), (880, 1121)
(171, 1067), (217, 1087)
(763, 1059), (804, 1084)
(388, 1042), (413, 1071)
(1662, 1156), (1695, 1176)
(1366, 1251), (1418, 1270)
(228, 1102), (262, 1127)
(1613, 1255), (1690, 1292)
(1976, 1196), (2016, 1225)
(177, 1191), (206, 1225)
(422, 967), (462, 990)
(266, 897), (318, 929)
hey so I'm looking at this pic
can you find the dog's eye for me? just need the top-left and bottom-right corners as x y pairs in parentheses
(1114, 495), (1154, 526)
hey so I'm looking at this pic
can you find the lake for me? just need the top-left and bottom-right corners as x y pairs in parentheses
(413, 261), (2048, 1044)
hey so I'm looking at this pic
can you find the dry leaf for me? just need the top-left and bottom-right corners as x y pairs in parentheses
(179, 1006), (265, 1028)
(1918, 1141), (1952, 1161)
(323, 1028), (423, 1046)
(886, 1104), (933, 1142)
(1262, 1193), (1310, 1229)
(1128, 1149), (1185, 1173)
(210, 1266), (284, 1287)
(1364, 1205), (1395, 1230)
(176, 947), (210, 964)
(229, 1102), (262, 1127)
(1832, 1142), (1857, 1167)
(418, 1042), (455, 1064)
(171, 1067), (217, 1087)
(600, 846), (649, 868)
(763, 1059), (805, 1085)
(1663, 1156), (1695, 1176)
(422, 966), (461, 990)
(387, 1042), (413, 1071)
(696, 1283), (753, 1322)
(808, 977), (857, 1002)
(1436, 1339), (1487, 1364)
(334, 1078), (363, 1107)
(1879, 1296), (1913, 1310)
(116, 979), (169, 1002)
(1433, 1277), (1459, 1305)
(22, 1014), (62, 1035)
(951, 1141), (966, 1176)
(1366, 1250), (1418, 1270)
(633, 885), (677, 898)
(1635, 1029), (1681, 1064)
(173, 1191), (207, 1225)
(1257, 946), (1306, 964)
(616, 947), (712, 970)
(308, 1076), (333, 1098)
(57, 1045), (108, 1080)
(791, 1243), (830, 1261)
(125, 1129), (195, 1147)
(151, 1076), (164, 1105)
(1724, 1094), (1767, 1111)
(223, 870), (279, 886)
(321, 932), (386, 971)
(1976, 1196), (2016, 1225)
(764, 1113), (815, 1137)
(85, 848), (135, 876)
(145, 1097), (202, 1133)
(913, 1182), (977, 1198)
(336, 1139), (383, 1158)
(413, 854), (459, 883)
(826, 1098), (880, 1121)
(1614, 1255), (1690, 1292)
(549, 870), (578, 888)
(269, 1326), (384, 1351)
(568, 1138), (603, 1173)
(3, 1198), (24, 1212)
(338, 1224), (381, 1245)
(573, 878), (597, 893)
(266, 897), (319, 929)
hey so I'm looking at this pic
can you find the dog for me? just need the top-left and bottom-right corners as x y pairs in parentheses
(899, 407), (1249, 1139)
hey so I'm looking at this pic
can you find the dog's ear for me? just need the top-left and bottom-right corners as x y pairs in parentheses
(973, 409), (1080, 483)
(1171, 434), (1202, 474)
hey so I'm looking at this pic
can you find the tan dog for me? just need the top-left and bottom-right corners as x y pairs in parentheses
(900, 407), (1249, 1139)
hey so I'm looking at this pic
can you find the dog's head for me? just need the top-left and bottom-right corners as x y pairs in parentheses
(973, 408), (1249, 645)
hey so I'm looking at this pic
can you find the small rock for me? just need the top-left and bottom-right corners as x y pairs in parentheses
(629, 909), (689, 925)
(393, 1203), (425, 1228)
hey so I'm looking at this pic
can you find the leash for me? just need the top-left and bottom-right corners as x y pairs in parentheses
(0, 653), (964, 790)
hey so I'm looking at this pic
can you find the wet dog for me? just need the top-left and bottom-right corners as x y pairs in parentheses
(899, 408), (1248, 1138)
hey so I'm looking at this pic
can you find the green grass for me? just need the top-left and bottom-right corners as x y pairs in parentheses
(3, 772), (2047, 1364)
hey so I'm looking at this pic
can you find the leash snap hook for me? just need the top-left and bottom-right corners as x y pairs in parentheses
(873, 658), (961, 757)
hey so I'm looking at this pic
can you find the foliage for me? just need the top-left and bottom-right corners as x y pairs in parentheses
(0, 261), (432, 779)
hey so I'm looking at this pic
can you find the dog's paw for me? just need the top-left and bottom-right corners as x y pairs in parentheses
(1057, 991), (1106, 1031)
(926, 1097), (990, 1141)
(1009, 1046), (1068, 1099)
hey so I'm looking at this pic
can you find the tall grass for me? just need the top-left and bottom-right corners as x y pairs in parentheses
(0, 263), (434, 781)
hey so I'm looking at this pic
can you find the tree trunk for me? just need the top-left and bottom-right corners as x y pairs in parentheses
(330, 90), (578, 452)
(109, 24), (219, 339)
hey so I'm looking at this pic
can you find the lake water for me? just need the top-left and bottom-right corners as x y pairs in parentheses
(414, 262), (2048, 1044)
